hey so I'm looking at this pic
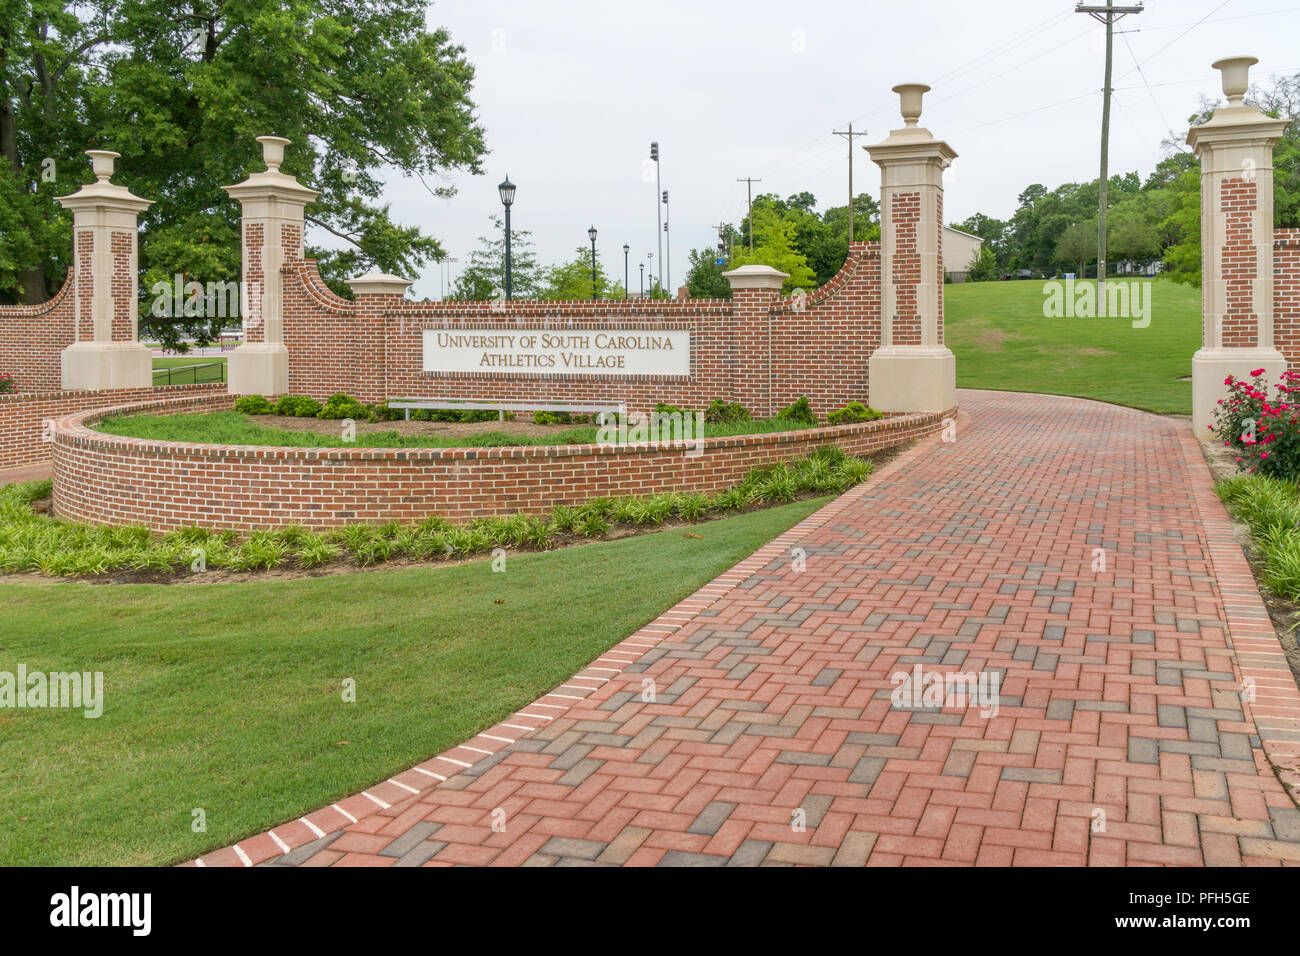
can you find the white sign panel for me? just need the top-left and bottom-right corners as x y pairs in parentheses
(423, 328), (691, 376)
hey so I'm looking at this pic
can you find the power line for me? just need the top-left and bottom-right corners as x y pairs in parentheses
(1120, 28), (1176, 143)
(1116, 0), (1229, 82)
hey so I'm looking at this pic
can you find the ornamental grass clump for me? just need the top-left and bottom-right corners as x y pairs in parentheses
(0, 448), (875, 577)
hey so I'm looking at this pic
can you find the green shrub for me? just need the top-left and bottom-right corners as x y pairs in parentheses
(534, 411), (572, 425)
(318, 393), (366, 420)
(705, 399), (750, 425)
(776, 396), (817, 427)
(233, 394), (274, 415)
(273, 395), (323, 418)
(826, 401), (882, 425)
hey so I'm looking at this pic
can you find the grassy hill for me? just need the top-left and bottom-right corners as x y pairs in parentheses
(945, 277), (1200, 415)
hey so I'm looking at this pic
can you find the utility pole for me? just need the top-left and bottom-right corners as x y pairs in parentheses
(737, 176), (761, 251)
(832, 123), (868, 242)
(1077, 1), (1142, 301)
(650, 142), (662, 293)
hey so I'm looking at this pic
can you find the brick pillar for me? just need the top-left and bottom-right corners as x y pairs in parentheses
(345, 273), (413, 404)
(222, 136), (320, 395)
(1189, 56), (1291, 435)
(865, 83), (957, 413)
(55, 150), (154, 389)
(723, 264), (788, 417)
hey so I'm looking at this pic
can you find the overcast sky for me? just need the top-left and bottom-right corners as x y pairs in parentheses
(333, 0), (1300, 299)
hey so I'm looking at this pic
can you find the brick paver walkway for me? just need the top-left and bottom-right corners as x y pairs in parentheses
(199, 389), (1300, 867)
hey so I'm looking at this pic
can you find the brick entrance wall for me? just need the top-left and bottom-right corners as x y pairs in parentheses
(280, 242), (884, 419)
(1274, 229), (1300, 366)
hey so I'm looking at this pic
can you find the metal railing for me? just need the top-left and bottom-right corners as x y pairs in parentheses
(152, 361), (227, 386)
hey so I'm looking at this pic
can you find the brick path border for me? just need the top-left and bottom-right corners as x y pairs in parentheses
(1177, 429), (1300, 801)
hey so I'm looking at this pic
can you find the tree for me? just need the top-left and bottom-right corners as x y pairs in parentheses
(684, 248), (731, 299)
(967, 245), (999, 282)
(1055, 222), (1095, 278)
(541, 246), (610, 300)
(451, 215), (542, 301)
(1107, 202), (1160, 264)
(727, 205), (816, 293)
(0, 0), (487, 349)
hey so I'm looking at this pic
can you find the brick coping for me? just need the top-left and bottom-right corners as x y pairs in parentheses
(58, 392), (948, 463)
(1179, 430), (1300, 802)
(187, 408), (960, 867)
(0, 381), (225, 405)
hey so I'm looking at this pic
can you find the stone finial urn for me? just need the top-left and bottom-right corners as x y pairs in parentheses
(892, 83), (931, 127)
(1211, 56), (1258, 106)
(86, 150), (120, 182)
(256, 135), (292, 172)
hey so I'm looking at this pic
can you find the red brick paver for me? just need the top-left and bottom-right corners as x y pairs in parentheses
(199, 389), (1300, 867)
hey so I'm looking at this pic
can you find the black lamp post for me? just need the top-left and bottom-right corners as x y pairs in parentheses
(588, 225), (598, 301)
(639, 262), (644, 298)
(622, 244), (630, 300)
(498, 176), (516, 300)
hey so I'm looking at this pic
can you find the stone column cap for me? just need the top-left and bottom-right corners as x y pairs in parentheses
(346, 272), (413, 297)
(1186, 107), (1289, 152)
(722, 264), (788, 291)
(222, 135), (321, 205)
(865, 131), (958, 165)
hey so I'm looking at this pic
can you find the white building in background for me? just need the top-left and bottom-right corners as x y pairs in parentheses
(942, 226), (984, 282)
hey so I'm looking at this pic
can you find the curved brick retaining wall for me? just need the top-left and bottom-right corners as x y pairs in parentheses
(50, 394), (955, 530)
(0, 383), (226, 470)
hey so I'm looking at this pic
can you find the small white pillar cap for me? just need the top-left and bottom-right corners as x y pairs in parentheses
(345, 272), (413, 297)
(722, 264), (788, 291)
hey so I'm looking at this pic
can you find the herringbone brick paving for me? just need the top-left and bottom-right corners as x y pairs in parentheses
(199, 389), (1300, 867)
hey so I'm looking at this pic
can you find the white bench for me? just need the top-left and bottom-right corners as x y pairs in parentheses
(386, 398), (626, 425)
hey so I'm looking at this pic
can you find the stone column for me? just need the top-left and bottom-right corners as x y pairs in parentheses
(56, 150), (154, 390)
(723, 264), (788, 417)
(222, 136), (320, 395)
(1189, 56), (1291, 435)
(345, 273), (413, 404)
(866, 83), (957, 414)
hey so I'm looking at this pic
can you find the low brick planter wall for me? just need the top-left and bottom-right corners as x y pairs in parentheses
(0, 383), (226, 470)
(50, 393), (955, 530)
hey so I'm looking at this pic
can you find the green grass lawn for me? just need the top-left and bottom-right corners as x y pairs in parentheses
(0, 496), (826, 865)
(97, 409), (819, 448)
(152, 355), (227, 385)
(945, 277), (1200, 414)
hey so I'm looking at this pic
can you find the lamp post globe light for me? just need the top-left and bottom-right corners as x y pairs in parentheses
(639, 262), (644, 298)
(588, 225), (598, 301)
(622, 243), (630, 300)
(498, 176), (516, 301)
